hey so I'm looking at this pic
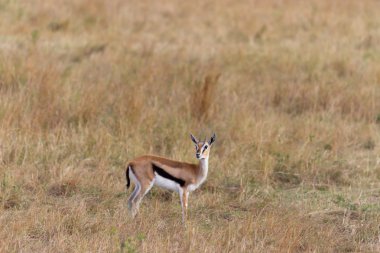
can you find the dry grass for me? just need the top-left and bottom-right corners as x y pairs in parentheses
(1, 0), (380, 252)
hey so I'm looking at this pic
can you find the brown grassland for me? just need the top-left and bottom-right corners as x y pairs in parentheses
(1, 0), (380, 252)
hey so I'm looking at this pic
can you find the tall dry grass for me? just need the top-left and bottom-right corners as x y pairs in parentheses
(1, 0), (380, 252)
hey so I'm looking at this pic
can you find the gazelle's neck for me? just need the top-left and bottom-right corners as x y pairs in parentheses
(198, 157), (209, 178)
(188, 157), (210, 192)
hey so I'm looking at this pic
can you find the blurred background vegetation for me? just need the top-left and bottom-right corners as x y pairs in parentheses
(1, 0), (380, 252)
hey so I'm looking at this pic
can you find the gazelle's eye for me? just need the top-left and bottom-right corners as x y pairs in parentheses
(203, 146), (208, 151)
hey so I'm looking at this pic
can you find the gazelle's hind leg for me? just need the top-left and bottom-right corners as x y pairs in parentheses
(131, 180), (154, 216)
(127, 184), (140, 211)
(127, 169), (143, 216)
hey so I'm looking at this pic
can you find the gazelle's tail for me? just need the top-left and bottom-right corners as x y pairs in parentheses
(126, 165), (131, 189)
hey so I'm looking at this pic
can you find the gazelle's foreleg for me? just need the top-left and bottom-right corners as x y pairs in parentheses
(179, 187), (189, 223)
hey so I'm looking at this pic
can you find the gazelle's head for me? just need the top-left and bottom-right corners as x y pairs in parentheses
(190, 133), (216, 160)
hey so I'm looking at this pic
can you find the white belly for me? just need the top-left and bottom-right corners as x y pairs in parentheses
(153, 174), (180, 192)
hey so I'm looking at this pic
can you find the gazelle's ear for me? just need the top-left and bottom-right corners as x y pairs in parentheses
(209, 133), (216, 145)
(190, 133), (198, 144)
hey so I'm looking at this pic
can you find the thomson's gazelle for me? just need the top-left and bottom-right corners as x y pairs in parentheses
(126, 133), (216, 222)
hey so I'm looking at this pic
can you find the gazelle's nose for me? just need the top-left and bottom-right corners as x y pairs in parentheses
(196, 153), (201, 159)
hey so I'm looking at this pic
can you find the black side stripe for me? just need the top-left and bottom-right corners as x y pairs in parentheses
(152, 164), (186, 186)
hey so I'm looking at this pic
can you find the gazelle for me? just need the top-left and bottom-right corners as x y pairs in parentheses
(125, 133), (216, 222)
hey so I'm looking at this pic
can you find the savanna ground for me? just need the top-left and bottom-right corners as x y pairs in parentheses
(1, 0), (380, 252)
